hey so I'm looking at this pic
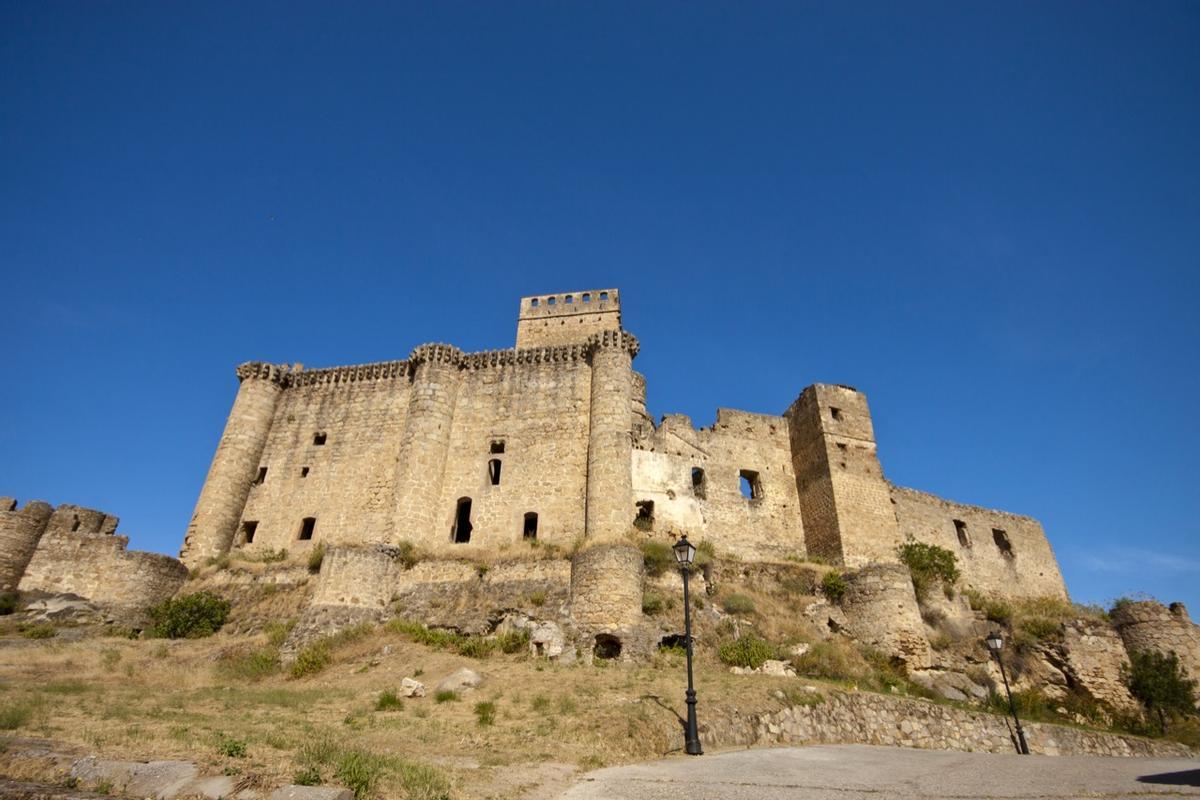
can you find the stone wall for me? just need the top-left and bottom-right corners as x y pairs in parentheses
(840, 564), (931, 668)
(515, 289), (621, 349)
(0, 498), (53, 593)
(1060, 621), (1139, 711)
(19, 530), (186, 611)
(632, 410), (805, 561)
(891, 486), (1068, 600)
(701, 689), (1191, 757)
(1111, 600), (1200, 681)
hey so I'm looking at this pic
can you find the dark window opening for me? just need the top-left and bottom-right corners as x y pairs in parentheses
(242, 521), (258, 544)
(490, 440), (505, 454)
(565, 295), (574, 304)
(830, 407), (842, 421)
(691, 467), (706, 499)
(593, 634), (621, 660)
(739, 469), (763, 500)
(452, 498), (473, 544)
(599, 291), (609, 301)
(253, 467), (268, 485)
(531, 298), (540, 307)
(836, 442), (847, 451)
(70, 514), (80, 532)
(582, 293), (591, 303)
(533, 641), (545, 656)
(523, 512), (538, 540)
(547, 296), (556, 306)
(300, 466), (310, 478)
(634, 500), (655, 531)
(954, 519), (970, 547)
(488, 458), (502, 486)
(993, 528), (1014, 557)
(313, 432), (327, 446)
(298, 517), (316, 541)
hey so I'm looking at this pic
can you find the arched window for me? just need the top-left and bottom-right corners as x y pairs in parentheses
(691, 467), (706, 499)
(488, 458), (502, 486)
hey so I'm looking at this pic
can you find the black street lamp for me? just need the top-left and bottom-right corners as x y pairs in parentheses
(672, 535), (703, 756)
(985, 631), (1030, 755)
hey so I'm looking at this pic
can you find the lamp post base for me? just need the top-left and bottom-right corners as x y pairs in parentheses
(685, 688), (703, 755)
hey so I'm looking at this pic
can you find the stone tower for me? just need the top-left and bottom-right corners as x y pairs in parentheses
(0, 498), (53, 593)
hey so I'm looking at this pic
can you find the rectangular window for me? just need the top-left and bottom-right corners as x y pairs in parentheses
(490, 440), (505, 454)
(993, 528), (1014, 557)
(954, 519), (970, 547)
(298, 517), (316, 540)
(488, 458), (502, 486)
(830, 407), (842, 421)
(634, 500), (654, 531)
(300, 466), (310, 478)
(313, 432), (327, 446)
(739, 469), (763, 500)
(253, 467), (267, 485)
(523, 512), (538, 540)
(241, 521), (258, 544)
(691, 467), (706, 500)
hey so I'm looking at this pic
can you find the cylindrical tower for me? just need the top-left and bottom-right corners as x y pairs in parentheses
(180, 362), (287, 567)
(584, 330), (639, 540)
(0, 499), (53, 593)
(391, 344), (464, 548)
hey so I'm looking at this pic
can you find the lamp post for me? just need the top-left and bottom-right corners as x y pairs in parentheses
(985, 631), (1030, 755)
(672, 535), (703, 755)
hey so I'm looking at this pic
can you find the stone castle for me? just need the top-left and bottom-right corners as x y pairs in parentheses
(2, 289), (1197, 680)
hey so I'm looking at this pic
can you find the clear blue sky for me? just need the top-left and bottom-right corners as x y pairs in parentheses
(3, 2), (1197, 612)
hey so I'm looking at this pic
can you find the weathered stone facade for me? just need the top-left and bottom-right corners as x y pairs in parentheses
(180, 289), (1071, 655)
(0, 499), (186, 614)
(1111, 600), (1200, 681)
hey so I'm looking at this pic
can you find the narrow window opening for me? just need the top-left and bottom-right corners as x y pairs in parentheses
(253, 467), (268, 485)
(599, 291), (609, 301)
(634, 500), (655, 531)
(488, 458), (502, 486)
(298, 517), (316, 541)
(593, 634), (621, 660)
(523, 512), (538, 540)
(954, 519), (970, 547)
(739, 469), (763, 500)
(70, 514), (80, 532)
(490, 440), (505, 454)
(300, 466), (310, 478)
(836, 442), (847, 451)
(313, 432), (327, 446)
(547, 296), (556, 306)
(830, 407), (842, 421)
(691, 467), (706, 499)
(565, 295), (574, 304)
(452, 498), (473, 543)
(531, 298), (540, 307)
(242, 521), (258, 544)
(993, 528), (1014, 557)
(582, 293), (591, 303)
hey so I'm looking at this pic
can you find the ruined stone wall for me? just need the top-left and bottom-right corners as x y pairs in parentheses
(19, 529), (186, 610)
(785, 384), (902, 567)
(0, 498), (53, 593)
(239, 361), (411, 556)
(840, 564), (931, 668)
(890, 486), (1068, 600)
(310, 546), (402, 609)
(1060, 621), (1138, 712)
(515, 289), (621, 349)
(1111, 600), (1200, 681)
(569, 541), (644, 641)
(631, 410), (805, 561)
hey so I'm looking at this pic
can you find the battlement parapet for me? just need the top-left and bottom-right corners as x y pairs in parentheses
(235, 362), (295, 385)
(587, 329), (640, 358)
(518, 288), (619, 320)
(407, 343), (465, 368)
(291, 360), (408, 387)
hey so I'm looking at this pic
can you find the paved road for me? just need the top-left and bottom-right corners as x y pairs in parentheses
(558, 745), (1200, 800)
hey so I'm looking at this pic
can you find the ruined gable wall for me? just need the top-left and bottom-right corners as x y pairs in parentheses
(890, 486), (1068, 600)
(429, 352), (593, 554)
(237, 363), (411, 556)
(631, 409), (805, 561)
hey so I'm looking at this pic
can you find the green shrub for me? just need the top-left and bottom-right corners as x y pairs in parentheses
(148, 592), (230, 639)
(641, 541), (673, 577)
(641, 592), (666, 615)
(717, 635), (777, 669)
(897, 540), (959, 599)
(455, 636), (495, 659)
(722, 593), (756, 615)
(395, 541), (421, 570)
(335, 750), (386, 800)
(1123, 649), (1197, 733)
(695, 540), (716, 567)
(496, 629), (530, 654)
(528, 590), (546, 607)
(0, 593), (18, 615)
(964, 589), (1013, 625)
(434, 690), (458, 704)
(0, 699), (36, 730)
(375, 690), (403, 711)
(307, 543), (325, 573)
(474, 701), (496, 726)
(293, 766), (321, 786)
(265, 619), (296, 648)
(290, 640), (332, 679)
(216, 734), (247, 758)
(820, 571), (847, 604)
(21, 623), (56, 640)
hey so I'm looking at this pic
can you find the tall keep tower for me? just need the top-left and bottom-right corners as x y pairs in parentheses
(516, 289), (621, 349)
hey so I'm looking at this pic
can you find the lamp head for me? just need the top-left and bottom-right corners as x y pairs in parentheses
(672, 535), (696, 566)
(985, 631), (1004, 653)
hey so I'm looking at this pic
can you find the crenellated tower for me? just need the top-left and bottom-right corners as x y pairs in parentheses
(391, 344), (465, 547)
(180, 362), (289, 567)
(516, 289), (621, 349)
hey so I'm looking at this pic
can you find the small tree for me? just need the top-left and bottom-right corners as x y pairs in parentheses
(1122, 649), (1197, 733)
(897, 540), (959, 600)
(148, 592), (231, 639)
